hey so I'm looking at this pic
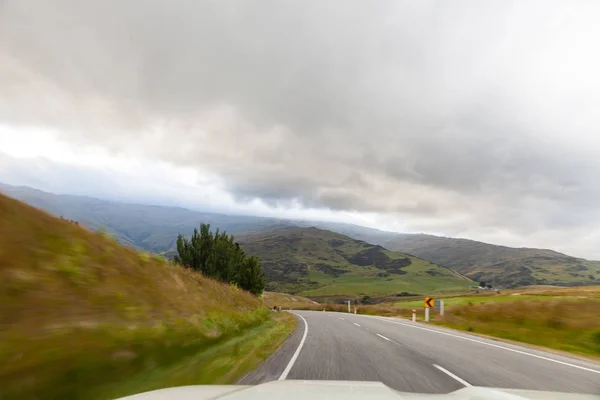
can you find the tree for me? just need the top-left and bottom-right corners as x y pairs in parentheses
(174, 223), (265, 296)
(479, 281), (486, 287)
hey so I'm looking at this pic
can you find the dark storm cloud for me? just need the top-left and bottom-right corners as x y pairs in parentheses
(2, 0), (600, 243)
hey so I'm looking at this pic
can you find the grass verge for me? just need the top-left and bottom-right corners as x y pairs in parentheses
(433, 300), (600, 358)
(96, 312), (296, 400)
(0, 193), (296, 399)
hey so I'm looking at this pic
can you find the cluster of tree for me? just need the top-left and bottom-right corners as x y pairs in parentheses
(173, 223), (265, 296)
(59, 216), (79, 226)
(479, 281), (493, 289)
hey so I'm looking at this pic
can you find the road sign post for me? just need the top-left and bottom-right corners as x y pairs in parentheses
(424, 297), (434, 308)
(412, 309), (416, 322)
(424, 297), (434, 322)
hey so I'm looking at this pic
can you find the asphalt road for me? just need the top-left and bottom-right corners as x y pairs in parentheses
(240, 311), (600, 395)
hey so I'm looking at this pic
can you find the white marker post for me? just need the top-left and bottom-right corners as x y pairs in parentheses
(440, 300), (444, 317)
(412, 309), (416, 322)
(425, 307), (430, 322)
(354, 307), (357, 314)
(346, 300), (351, 313)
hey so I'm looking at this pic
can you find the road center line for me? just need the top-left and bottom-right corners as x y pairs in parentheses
(372, 316), (600, 375)
(279, 313), (308, 380)
(376, 333), (391, 341)
(353, 323), (361, 327)
(339, 317), (345, 320)
(433, 364), (472, 387)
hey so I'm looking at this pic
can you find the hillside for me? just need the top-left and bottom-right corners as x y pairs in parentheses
(4, 183), (600, 289)
(0, 193), (294, 399)
(237, 226), (473, 298)
(300, 222), (600, 288)
(369, 234), (600, 288)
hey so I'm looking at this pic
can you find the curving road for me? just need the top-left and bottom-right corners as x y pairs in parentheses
(240, 311), (600, 395)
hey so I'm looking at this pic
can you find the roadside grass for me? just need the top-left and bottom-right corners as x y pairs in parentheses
(435, 300), (600, 358)
(391, 294), (600, 308)
(390, 285), (600, 308)
(94, 312), (296, 400)
(505, 285), (600, 297)
(0, 194), (295, 399)
(262, 292), (318, 309)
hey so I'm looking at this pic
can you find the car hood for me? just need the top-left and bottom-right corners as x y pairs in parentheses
(117, 380), (599, 400)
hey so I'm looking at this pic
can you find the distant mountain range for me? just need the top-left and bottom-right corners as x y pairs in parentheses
(2, 182), (599, 289)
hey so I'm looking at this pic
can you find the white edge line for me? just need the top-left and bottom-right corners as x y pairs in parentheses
(433, 364), (472, 387)
(354, 323), (361, 327)
(372, 316), (600, 375)
(376, 333), (391, 341)
(279, 313), (308, 380)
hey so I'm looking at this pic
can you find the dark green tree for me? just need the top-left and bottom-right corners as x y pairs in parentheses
(174, 223), (265, 296)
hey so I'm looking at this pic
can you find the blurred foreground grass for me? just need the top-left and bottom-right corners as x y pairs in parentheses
(0, 194), (295, 399)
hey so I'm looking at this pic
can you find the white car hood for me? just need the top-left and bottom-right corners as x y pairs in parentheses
(117, 379), (599, 400)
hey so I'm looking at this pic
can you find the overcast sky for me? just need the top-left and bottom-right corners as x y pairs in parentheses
(2, 0), (600, 258)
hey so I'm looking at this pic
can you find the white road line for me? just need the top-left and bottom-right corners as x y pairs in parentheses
(353, 323), (361, 327)
(376, 333), (391, 341)
(279, 313), (308, 380)
(339, 317), (345, 320)
(433, 364), (472, 387)
(372, 317), (600, 375)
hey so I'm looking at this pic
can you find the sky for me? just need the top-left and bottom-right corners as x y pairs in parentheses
(1, 0), (600, 258)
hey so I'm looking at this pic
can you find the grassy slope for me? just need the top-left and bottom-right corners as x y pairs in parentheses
(238, 227), (473, 297)
(0, 194), (295, 400)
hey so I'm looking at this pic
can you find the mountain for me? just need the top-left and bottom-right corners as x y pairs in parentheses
(236, 226), (473, 298)
(0, 182), (287, 251)
(2, 182), (600, 288)
(331, 233), (600, 289)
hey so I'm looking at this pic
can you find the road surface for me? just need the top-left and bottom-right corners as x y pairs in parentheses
(240, 311), (600, 395)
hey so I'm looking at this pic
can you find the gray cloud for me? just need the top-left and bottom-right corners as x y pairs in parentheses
(2, 0), (600, 255)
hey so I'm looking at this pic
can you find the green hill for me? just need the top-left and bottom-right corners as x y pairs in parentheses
(366, 234), (600, 289)
(237, 227), (473, 298)
(0, 193), (294, 399)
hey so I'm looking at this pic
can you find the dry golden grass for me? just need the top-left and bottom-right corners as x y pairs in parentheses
(0, 194), (294, 399)
(262, 292), (318, 309)
(504, 285), (600, 298)
(436, 299), (600, 357)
